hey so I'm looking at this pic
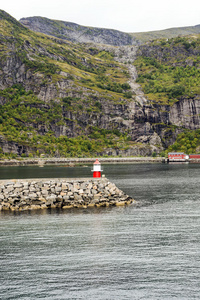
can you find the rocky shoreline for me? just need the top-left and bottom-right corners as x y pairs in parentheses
(0, 157), (163, 166)
(0, 178), (135, 212)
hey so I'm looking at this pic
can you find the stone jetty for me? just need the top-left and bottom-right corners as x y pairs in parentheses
(0, 178), (134, 212)
(0, 157), (163, 166)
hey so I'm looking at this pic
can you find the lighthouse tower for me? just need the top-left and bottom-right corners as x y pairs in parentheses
(92, 159), (103, 178)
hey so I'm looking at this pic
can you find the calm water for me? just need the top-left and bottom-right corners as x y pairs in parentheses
(1, 163), (200, 299)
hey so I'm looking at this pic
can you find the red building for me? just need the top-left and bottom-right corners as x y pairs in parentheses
(168, 152), (189, 162)
(189, 154), (200, 159)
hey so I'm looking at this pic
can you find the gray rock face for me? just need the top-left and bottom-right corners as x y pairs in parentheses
(19, 17), (138, 46)
(169, 98), (200, 129)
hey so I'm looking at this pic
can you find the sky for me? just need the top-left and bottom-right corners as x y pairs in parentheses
(1, 0), (200, 33)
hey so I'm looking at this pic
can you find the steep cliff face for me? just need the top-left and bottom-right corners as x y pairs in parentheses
(131, 35), (200, 151)
(169, 97), (200, 129)
(0, 134), (36, 156)
(0, 11), (148, 156)
(19, 17), (138, 46)
(133, 97), (200, 148)
(1, 10), (200, 157)
(0, 38), (163, 156)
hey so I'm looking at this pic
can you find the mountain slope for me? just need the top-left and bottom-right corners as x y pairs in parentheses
(1, 10), (200, 158)
(0, 10), (152, 158)
(131, 24), (200, 43)
(19, 16), (138, 46)
(20, 16), (200, 45)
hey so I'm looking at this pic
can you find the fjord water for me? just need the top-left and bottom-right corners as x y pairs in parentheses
(1, 163), (200, 299)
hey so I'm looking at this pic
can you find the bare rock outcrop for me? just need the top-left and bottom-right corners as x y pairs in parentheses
(20, 17), (139, 46)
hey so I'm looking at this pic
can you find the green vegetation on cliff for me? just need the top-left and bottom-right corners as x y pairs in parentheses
(0, 10), (136, 158)
(0, 10), (132, 96)
(166, 129), (200, 155)
(134, 35), (200, 105)
(1, 10), (200, 158)
(0, 84), (135, 158)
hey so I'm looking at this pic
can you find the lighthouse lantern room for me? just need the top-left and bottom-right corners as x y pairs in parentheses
(92, 159), (103, 178)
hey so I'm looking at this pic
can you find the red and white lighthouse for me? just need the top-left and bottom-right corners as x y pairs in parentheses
(92, 159), (103, 178)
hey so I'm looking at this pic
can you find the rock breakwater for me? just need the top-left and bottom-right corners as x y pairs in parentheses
(0, 157), (163, 166)
(0, 178), (134, 211)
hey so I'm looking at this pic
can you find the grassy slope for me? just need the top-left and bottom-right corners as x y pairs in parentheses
(131, 25), (200, 43)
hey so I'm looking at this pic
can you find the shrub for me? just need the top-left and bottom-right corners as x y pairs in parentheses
(123, 91), (132, 99)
